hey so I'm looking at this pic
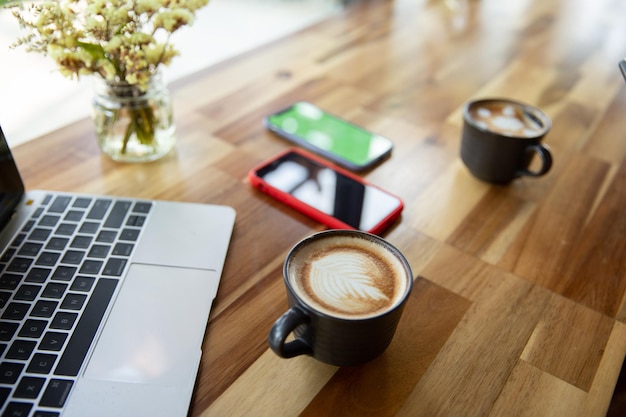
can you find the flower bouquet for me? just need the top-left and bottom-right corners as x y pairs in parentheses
(7, 0), (210, 161)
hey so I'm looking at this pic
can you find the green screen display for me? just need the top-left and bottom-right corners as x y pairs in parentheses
(266, 102), (392, 168)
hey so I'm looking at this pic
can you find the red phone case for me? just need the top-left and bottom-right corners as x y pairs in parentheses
(248, 148), (403, 235)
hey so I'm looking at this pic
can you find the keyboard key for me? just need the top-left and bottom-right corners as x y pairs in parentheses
(46, 237), (69, 251)
(70, 277), (95, 292)
(2, 303), (30, 320)
(26, 353), (57, 374)
(72, 197), (92, 208)
(104, 201), (131, 228)
(132, 202), (152, 213)
(60, 251), (85, 265)
(87, 199), (111, 220)
(36, 252), (60, 267)
(40, 379), (74, 408)
(64, 210), (84, 222)
(42, 283), (68, 299)
(14, 285), (42, 301)
(96, 230), (116, 243)
(0, 273), (22, 289)
(70, 235), (92, 249)
(26, 268), (51, 283)
(0, 291), (10, 309)
(31, 300), (59, 318)
(55, 223), (77, 236)
(79, 260), (102, 275)
(7, 257), (33, 273)
(11, 234), (27, 247)
(18, 320), (48, 338)
(119, 228), (140, 241)
(78, 222), (99, 234)
(6, 340), (37, 360)
(87, 245), (110, 259)
(21, 220), (36, 233)
(0, 362), (25, 383)
(32, 207), (44, 218)
(48, 196), (71, 213)
(18, 242), (43, 257)
(14, 376), (46, 399)
(103, 258), (127, 277)
(112, 242), (134, 256)
(42, 195), (53, 205)
(3, 401), (33, 416)
(61, 293), (87, 310)
(51, 266), (77, 282)
(1, 249), (16, 263)
(38, 215), (61, 227)
(29, 228), (52, 242)
(61, 294), (87, 311)
(0, 322), (19, 341)
(55, 278), (118, 376)
(50, 313), (77, 331)
(39, 332), (68, 352)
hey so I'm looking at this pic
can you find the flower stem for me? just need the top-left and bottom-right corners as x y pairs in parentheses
(121, 105), (157, 154)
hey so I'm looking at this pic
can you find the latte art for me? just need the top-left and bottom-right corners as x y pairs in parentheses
(468, 101), (546, 138)
(288, 235), (408, 319)
(307, 250), (392, 316)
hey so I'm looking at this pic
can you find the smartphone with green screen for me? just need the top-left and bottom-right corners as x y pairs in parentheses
(264, 101), (394, 172)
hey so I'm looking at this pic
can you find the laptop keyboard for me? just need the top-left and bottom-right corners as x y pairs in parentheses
(0, 194), (151, 417)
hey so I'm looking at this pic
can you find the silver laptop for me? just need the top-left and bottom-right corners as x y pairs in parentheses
(0, 125), (236, 417)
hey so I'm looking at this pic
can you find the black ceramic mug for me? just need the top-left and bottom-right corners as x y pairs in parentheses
(460, 98), (553, 185)
(268, 229), (413, 366)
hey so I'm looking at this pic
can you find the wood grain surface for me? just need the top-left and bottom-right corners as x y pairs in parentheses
(11, 0), (626, 415)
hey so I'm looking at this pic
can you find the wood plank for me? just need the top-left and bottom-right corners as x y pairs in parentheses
(558, 163), (626, 317)
(397, 249), (546, 417)
(201, 350), (337, 417)
(491, 321), (626, 417)
(406, 159), (491, 241)
(299, 279), (471, 417)
(521, 293), (614, 390)
(490, 361), (588, 417)
(499, 155), (609, 285)
(583, 89), (626, 164)
(447, 188), (537, 264)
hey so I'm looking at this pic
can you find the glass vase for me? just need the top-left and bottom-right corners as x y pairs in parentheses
(91, 71), (176, 162)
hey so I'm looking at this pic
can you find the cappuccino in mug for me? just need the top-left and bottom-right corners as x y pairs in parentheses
(269, 230), (413, 366)
(287, 234), (409, 319)
(467, 101), (547, 138)
(460, 98), (553, 184)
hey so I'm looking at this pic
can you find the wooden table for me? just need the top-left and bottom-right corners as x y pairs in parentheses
(11, 0), (626, 415)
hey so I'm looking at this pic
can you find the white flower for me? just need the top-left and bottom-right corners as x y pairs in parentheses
(9, 0), (211, 88)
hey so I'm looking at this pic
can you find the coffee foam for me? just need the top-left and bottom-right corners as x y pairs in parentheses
(468, 101), (545, 138)
(288, 235), (408, 319)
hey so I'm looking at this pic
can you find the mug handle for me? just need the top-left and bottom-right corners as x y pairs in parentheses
(517, 144), (553, 177)
(268, 306), (313, 358)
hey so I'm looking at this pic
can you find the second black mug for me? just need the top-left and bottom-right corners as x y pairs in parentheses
(461, 98), (553, 185)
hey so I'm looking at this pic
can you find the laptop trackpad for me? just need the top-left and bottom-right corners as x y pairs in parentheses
(84, 264), (218, 386)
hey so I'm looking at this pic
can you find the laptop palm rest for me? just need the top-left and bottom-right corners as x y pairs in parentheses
(84, 263), (218, 384)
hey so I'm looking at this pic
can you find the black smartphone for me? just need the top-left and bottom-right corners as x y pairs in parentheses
(264, 101), (394, 172)
(248, 148), (403, 235)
